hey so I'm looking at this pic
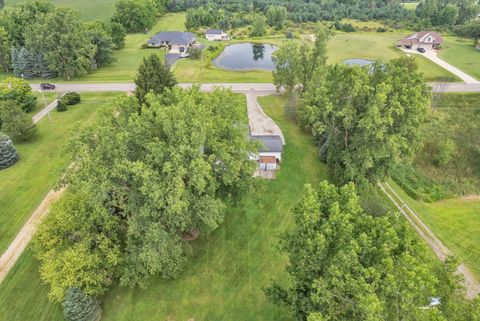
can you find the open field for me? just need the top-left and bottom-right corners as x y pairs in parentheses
(389, 180), (480, 279)
(0, 94), (328, 321)
(5, 0), (119, 21)
(0, 92), (119, 255)
(401, 2), (419, 10)
(440, 36), (480, 81)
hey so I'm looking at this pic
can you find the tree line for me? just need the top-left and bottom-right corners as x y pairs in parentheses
(268, 28), (480, 320)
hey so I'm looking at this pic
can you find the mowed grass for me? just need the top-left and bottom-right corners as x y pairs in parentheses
(328, 32), (460, 82)
(5, 0), (119, 21)
(0, 94), (328, 321)
(0, 92), (119, 255)
(401, 2), (419, 10)
(389, 181), (480, 279)
(440, 36), (480, 80)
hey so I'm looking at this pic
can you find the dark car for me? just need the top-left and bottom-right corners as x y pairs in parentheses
(40, 83), (55, 90)
(417, 47), (426, 53)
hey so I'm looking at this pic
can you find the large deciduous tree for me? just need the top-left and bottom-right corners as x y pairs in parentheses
(85, 22), (115, 68)
(266, 181), (475, 321)
(273, 28), (332, 93)
(0, 26), (10, 72)
(0, 77), (37, 112)
(301, 57), (430, 185)
(35, 87), (257, 299)
(0, 100), (37, 142)
(111, 0), (157, 33)
(24, 8), (96, 79)
(134, 54), (177, 106)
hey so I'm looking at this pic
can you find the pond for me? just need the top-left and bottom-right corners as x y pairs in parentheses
(343, 58), (375, 67)
(213, 43), (278, 71)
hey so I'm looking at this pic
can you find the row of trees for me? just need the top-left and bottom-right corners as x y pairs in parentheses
(416, 0), (479, 27)
(34, 55), (258, 305)
(0, 1), (126, 79)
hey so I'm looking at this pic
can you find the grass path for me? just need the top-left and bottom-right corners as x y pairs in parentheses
(0, 93), (119, 255)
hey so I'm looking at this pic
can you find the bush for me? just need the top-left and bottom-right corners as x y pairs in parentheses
(0, 100), (37, 142)
(62, 92), (81, 105)
(0, 132), (19, 170)
(187, 47), (202, 59)
(56, 100), (67, 112)
(63, 288), (102, 321)
(377, 27), (387, 32)
(391, 164), (450, 202)
(434, 138), (456, 167)
(0, 77), (37, 112)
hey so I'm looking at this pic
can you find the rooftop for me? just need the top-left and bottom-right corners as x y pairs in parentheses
(251, 135), (284, 153)
(206, 29), (224, 35)
(147, 31), (196, 46)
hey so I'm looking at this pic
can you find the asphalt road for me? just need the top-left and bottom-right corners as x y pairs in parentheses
(31, 82), (480, 94)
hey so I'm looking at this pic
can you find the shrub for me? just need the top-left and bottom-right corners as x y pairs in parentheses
(377, 27), (387, 32)
(62, 92), (81, 105)
(434, 138), (456, 167)
(0, 100), (37, 142)
(187, 47), (202, 59)
(56, 99), (67, 112)
(63, 288), (102, 321)
(0, 132), (19, 169)
(0, 77), (37, 112)
(391, 164), (450, 202)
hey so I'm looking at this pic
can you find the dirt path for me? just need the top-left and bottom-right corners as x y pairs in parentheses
(379, 182), (480, 299)
(32, 99), (58, 124)
(246, 93), (285, 144)
(0, 188), (64, 284)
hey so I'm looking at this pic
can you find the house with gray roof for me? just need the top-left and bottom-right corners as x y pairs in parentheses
(147, 31), (196, 53)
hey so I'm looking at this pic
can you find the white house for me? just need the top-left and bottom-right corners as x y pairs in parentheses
(205, 29), (229, 41)
(250, 135), (283, 171)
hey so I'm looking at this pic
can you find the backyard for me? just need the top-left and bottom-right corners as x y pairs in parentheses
(0, 92), (119, 255)
(0, 94), (328, 321)
(440, 36), (480, 81)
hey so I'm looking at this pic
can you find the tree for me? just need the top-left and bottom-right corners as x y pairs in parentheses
(11, 47), (56, 79)
(134, 54), (177, 106)
(24, 8), (96, 79)
(250, 14), (267, 37)
(0, 132), (18, 169)
(266, 6), (287, 30)
(85, 22), (115, 68)
(63, 288), (102, 321)
(109, 22), (126, 49)
(111, 0), (157, 33)
(0, 100), (37, 141)
(0, 26), (10, 72)
(266, 181), (454, 321)
(456, 21), (480, 47)
(34, 189), (122, 302)
(301, 58), (430, 185)
(0, 77), (37, 112)
(272, 28), (332, 93)
(272, 41), (300, 93)
(54, 88), (256, 288)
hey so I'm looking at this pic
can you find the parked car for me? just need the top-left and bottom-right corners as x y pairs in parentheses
(40, 83), (55, 90)
(417, 47), (426, 53)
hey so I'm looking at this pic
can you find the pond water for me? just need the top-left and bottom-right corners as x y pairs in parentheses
(343, 58), (375, 67)
(213, 43), (278, 71)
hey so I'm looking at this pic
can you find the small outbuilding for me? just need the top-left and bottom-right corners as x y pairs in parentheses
(205, 29), (229, 41)
(250, 135), (283, 164)
(147, 31), (196, 53)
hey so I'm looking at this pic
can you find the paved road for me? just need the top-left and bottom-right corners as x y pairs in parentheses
(401, 48), (480, 84)
(31, 82), (480, 94)
(379, 182), (480, 299)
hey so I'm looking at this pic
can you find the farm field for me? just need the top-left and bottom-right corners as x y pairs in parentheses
(401, 2), (419, 9)
(0, 94), (328, 321)
(0, 92), (119, 255)
(5, 0), (119, 21)
(440, 36), (480, 81)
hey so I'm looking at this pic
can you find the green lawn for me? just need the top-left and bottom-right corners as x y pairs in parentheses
(328, 32), (460, 82)
(389, 181), (480, 279)
(0, 92), (119, 255)
(0, 94), (328, 321)
(5, 0), (119, 21)
(401, 2), (419, 10)
(440, 36), (480, 81)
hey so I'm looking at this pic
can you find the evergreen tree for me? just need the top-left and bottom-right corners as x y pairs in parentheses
(63, 288), (102, 321)
(134, 54), (177, 106)
(0, 132), (19, 170)
(0, 27), (11, 72)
